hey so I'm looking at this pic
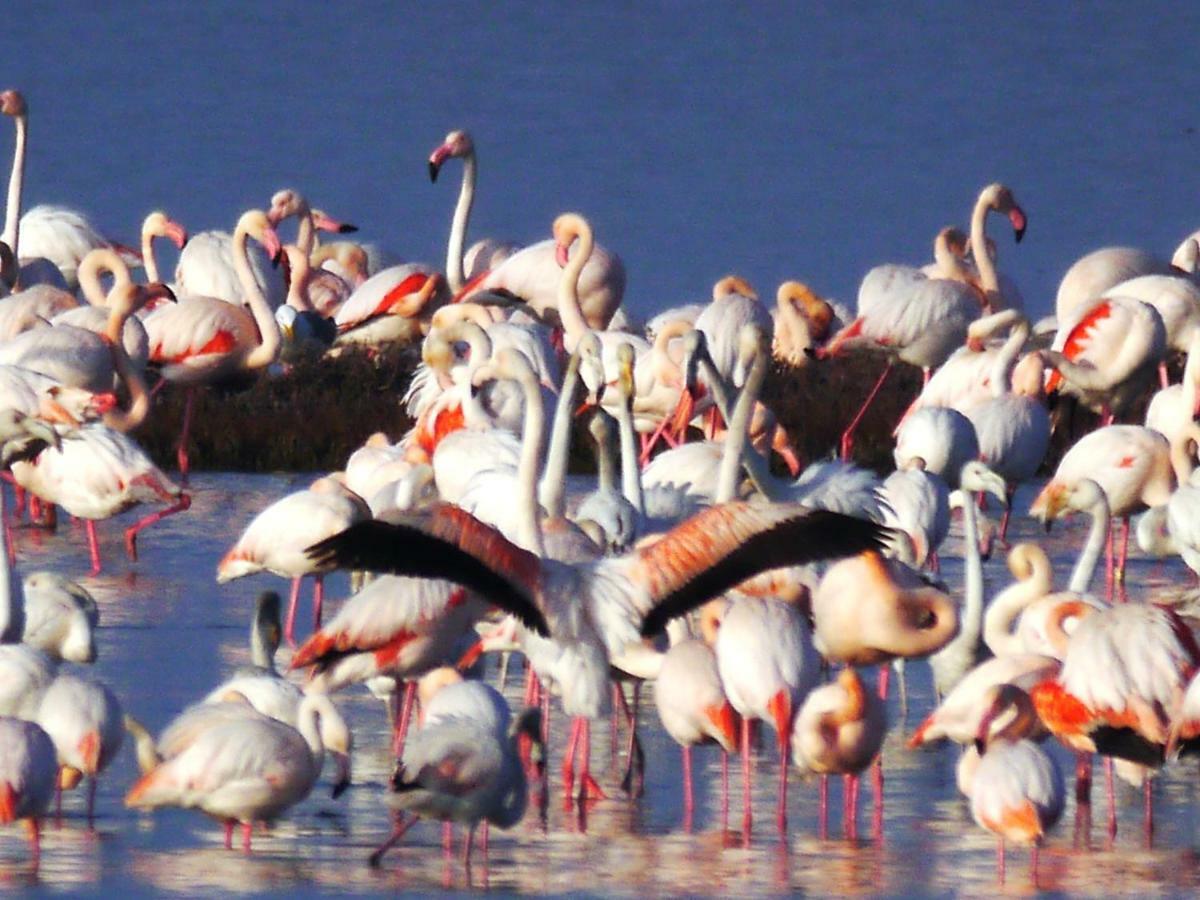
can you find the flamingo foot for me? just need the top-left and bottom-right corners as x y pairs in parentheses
(124, 492), (192, 562)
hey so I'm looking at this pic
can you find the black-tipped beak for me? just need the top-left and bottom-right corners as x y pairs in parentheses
(271, 249), (282, 268)
(428, 161), (440, 183)
(337, 223), (359, 234)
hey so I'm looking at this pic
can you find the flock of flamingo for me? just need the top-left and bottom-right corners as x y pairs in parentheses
(2, 84), (1200, 887)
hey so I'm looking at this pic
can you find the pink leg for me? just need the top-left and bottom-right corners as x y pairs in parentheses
(1160, 361), (1170, 390)
(1144, 779), (1153, 844)
(1105, 756), (1117, 839)
(997, 837), (1006, 884)
(741, 716), (753, 836)
(369, 813), (418, 867)
(242, 821), (253, 852)
(124, 493), (192, 562)
(311, 575), (325, 632)
(442, 820), (453, 856)
(839, 362), (893, 460)
(877, 665), (889, 701)
(86, 520), (102, 576)
(176, 387), (196, 480)
(27, 818), (39, 870)
(1105, 519), (1115, 603)
(871, 759), (883, 840)
(462, 824), (476, 869)
(393, 681), (417, 757)
(224, 819), (234, 850)
(776, 731), (789, 833)
(819, 775), (829, 840)
(682, 744), (694, 832)
(578, 719), (606, 801)
(562, 717), (581, 800)
(1075, 752), (1092, 804)
(284, 577), (302, 648)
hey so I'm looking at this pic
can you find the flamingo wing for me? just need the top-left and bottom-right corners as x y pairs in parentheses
(631, 503), (892, 638)
(305, 504), (548, 636)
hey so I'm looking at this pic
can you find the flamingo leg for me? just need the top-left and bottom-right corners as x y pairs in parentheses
(26, 818), (39, 869)
(996, 837), (1006, 884)
(876, 664), (889, 701)
(1104, 756), (1117, 839)
(1105, 518), (1115, 603)
(610, 683), (626, 765)
(462, 824), (476, 869)
(621, 682), (644, 796)
(242, 821), (253, 852)
(311, 575), (325, 631)
(720, 750), (730, 831)
(223, 819), (234, 850)
(369, 813), (418, 867)
(1144, 779), (1154, 844)
(283, 577), (303, 648)
(176, 387), (196, 481)
(1159, 361), (1170, 390)
(839, 362), (892, 461)
(871, 757), (884, 841)
(1116, 516), (1130, 599)
(819, 774), (829, 840)
(578, 719), (606, 801)
(562, 717), (581, 800)
(392, 681), (417, 758)
(124, 493), (192, 562)
(740, 715), (753, 836)
(86, 520), (102, 576)
(682, 744), (694, 832)
(442, 820), (453, 856)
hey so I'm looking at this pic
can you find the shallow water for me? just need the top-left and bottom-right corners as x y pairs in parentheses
(5, 7), (1200, 321)
(3, 474), (1200, 897)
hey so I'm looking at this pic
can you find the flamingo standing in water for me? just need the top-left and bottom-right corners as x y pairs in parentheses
(217, 476), (371, 645)
(0, 716), (57, 867)
(791, 667), (886, 839)
(960, 684), (1064, 884)
(141, 209), (283, 476)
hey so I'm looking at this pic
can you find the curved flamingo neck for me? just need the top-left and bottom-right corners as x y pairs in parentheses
(296, 695), (327, 762)
(2, 111), (25, 256)
(446, 149), (476, 292)
(557, 222), (593, 350)
(1067, 490), (1110, 594)
(715, 334), (766, 504)
(284, 248), (315, 312)
(141, 221), (166, 284)
(233, 224), (281, 371)
(989, 318), (1031, 398)
(970, 192), (1001, 304)
(511, 364), (547, 556)
(102, 298), (150, 432)
(983, 557), (1052, 658)
(78, 248), (133, 309)
(651, 320), (690, 384)
(614, 364), (645, 516)
(539, 350), (582, 519)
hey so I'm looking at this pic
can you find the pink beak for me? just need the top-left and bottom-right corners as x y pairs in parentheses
(555, 243), (570, 267)
(165, 220), (188, 249)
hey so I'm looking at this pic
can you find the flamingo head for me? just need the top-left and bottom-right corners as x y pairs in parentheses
(267, 188), (303, 226)
(981, 183), (1027, 243)
(240, 210), (283, 266)
(142, 211), (189, 249)
(0, 89), (26, 118)
(428, 129), (474, 182)
(552, 213), (590, 267)
(312, 208), (358, 235)
(713, 274), (758, 301)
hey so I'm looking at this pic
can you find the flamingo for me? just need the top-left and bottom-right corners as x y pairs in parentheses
(771, 281), (847, 367)
(1042, 296), (1167, 421)
(35, 673), (122, 824)
(1029, 602), (1199, 837)
(1164, 422), (1200, 577)
(963, 183), (1028, 314)
(51, 247), (152, 370)
(0, 488), (57, 720)
(694, 275), (773, 387)
(274, 245), (337, 361)
(369, 678), (543, 869)
(791, 667), (886, 838)
(1145, 329), (1200, 445)
(125, 692), (343, 851)
(138, 210), (188, 285)
(0, 716), (56, 866)
(142, 209), (282, 476)
(0, 279), (171, 394)
(966, 351), (1052, 541)
(0, 89), (138, 291)
(454, 210), (625, 332)
(712, 593), (819, 835)
(824, 225), (991, 459)
(333, 265), (446, 348)
(217, 475), (370, 645)
(1030, 426), (1174, 591)
(653, 621), (739, 829)
(959, 684), (1064, 883)
(20, 573), (97, 664)
(174, 206), (286, 312)
(1055, 245), (1180, 329)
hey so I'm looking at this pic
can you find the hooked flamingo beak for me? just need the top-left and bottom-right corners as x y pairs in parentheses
(260, 226), (283, 267)
(330, 751), (352, 799)
(1009, 206), (1027, 243)
(428, 144), (453, 183)
(313, 211), (358, 234)
(164, 220), (188, 250)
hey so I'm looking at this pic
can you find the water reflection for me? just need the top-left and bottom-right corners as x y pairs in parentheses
(5, 474), (1200, 895)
